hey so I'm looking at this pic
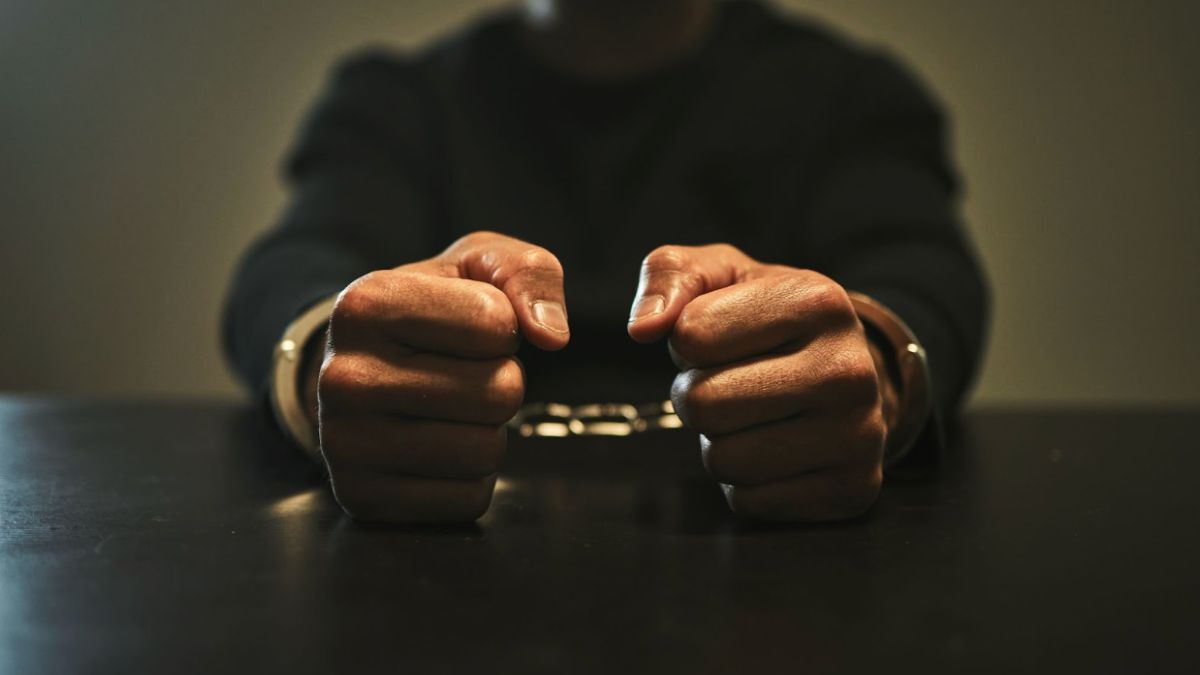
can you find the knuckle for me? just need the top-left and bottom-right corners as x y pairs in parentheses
(474, 287), (519, 342)
(484, 358), (525, 423)
(672, 370), (719, 433)
(642, 245), (704, 297)
(317, 355), (364, 405)
(828, 350), (880, 405)
(643, 245), (689, 272)
(678, 270), (706, 297)
(443, 230), (505, 261)
(669, 304), (711, 363)
(805, 279), (855, 323)
(713, 242), (741, 256)
(340, 269), (406, 316)
(516, 247), (563, 276)
(332, 274), (379, 325)
(675, 300), (701, 334)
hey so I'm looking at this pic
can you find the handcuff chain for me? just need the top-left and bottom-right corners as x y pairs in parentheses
(507, 400), (682, 437)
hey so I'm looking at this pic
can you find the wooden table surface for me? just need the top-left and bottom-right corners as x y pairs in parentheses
(1, 398), (1196, 673)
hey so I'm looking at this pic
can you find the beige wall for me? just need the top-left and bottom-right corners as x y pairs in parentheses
(2, 1), (1197, 405)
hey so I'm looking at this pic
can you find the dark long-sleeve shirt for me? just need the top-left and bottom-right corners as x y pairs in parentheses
(222, 0), (990, 462)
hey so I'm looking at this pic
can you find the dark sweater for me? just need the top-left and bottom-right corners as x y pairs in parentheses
(222, 0), (990, 459)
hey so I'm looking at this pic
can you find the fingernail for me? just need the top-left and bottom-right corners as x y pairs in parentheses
(629, 294), (665, 323)
(532, 300), (569, 334)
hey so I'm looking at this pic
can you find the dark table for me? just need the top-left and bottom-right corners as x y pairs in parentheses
(1, 398), (1197, 674)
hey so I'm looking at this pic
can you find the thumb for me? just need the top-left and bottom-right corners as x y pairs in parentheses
(627, 244), (760, 344)
(443, 231), (570, 351)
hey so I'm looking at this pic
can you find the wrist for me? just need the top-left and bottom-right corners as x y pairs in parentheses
(847, 291), (932, 466)
(269, 295), (337, 461)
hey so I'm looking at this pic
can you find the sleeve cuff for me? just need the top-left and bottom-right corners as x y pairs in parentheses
(267, 294), (338, 463)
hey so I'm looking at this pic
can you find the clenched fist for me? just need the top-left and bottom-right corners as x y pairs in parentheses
(317, 232), (570, 523)
(628, 244), (897, 522)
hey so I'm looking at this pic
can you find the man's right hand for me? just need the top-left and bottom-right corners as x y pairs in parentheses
(315, 231), (570, 523)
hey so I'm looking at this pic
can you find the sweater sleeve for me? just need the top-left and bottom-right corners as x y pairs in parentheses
(798, 50), (991, 461)
(221, 52), (443, 396)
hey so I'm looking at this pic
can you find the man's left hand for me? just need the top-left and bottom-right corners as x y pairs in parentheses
(627, 244), (895, 522)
